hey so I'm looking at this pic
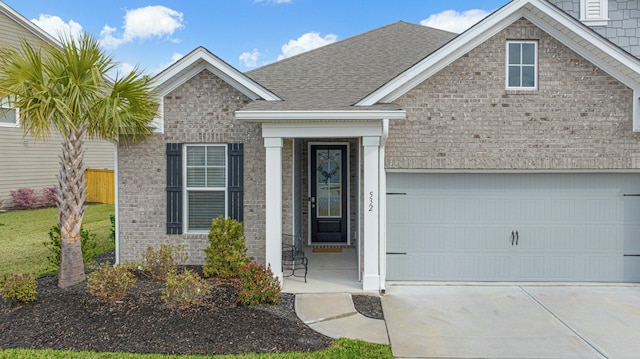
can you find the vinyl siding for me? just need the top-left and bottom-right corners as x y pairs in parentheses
(0, 9), (48, 48)
(0, 127), (114, 207)
(0, 5), (114, 208)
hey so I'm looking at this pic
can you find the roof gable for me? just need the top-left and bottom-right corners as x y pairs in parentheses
(357, 0), (640, 129)
(153, 46), (280, 101)
(0, 1), (60, 46)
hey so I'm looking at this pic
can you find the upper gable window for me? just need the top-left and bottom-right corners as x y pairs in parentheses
(506, 41), (537, 90)
(0, 97), (18, 127)
(580, 0), (609, 26)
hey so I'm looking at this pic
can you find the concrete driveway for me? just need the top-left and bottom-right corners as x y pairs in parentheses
(382, 285), (640, 359)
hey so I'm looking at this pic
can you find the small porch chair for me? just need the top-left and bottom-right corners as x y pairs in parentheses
(282, 234), (308, 283)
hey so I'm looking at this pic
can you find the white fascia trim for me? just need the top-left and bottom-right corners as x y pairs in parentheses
(357, 2), (527, 106)
(525, 2), (640, 84)
(634, 89), (640, 132)
(0, 3), (61, 46)
(236, 110), (406, 121)
(358, 0), (640, 106)
(151, 97), (164, 134)
(153, 48), (281, 101)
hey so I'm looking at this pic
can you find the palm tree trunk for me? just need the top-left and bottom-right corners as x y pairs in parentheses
(57, 127), (88, 288)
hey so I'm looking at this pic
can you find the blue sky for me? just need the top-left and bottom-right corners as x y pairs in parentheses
(4, 0), (507, 76)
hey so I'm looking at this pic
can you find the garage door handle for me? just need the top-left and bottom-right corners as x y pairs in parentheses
(515, 231), (519, 246)
(387, 252), (407, 255)
(511, 231), (515, 246)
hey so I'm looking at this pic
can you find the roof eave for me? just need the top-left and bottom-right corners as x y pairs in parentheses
(235, 110), (406, 122)
(152, 47), (281, 101)
(356, 0), (640, 130)
(0, 1), (61, 46)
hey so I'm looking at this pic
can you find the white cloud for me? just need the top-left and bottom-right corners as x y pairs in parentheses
(170, 52), (184, 63)
(277, 32), (337, 60)
(118, 62), (136, 77)
(100, 6), (184, 50)
(31, 14), (83, 41)
(239, 49), (261, 68)
(99, 25), (126, 49)
(151, 52), (185, 74)
(420, 9), (491, 34)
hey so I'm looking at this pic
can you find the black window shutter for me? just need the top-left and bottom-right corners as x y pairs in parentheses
(166, 143), (183, 234)
(228, 143), (244, 222)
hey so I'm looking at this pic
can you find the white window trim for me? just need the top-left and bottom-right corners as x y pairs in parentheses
(505, 40), (538, 91)
(0, 97), (19, 128)
(183, 144), (228, 233)
(580, 0), (609, 26)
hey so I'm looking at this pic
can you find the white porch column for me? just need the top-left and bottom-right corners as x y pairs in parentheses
(264, 137), (283, 283)
(362, 136), (381, 290)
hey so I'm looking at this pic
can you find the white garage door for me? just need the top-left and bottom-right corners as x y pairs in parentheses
(386, 173), (640, 282)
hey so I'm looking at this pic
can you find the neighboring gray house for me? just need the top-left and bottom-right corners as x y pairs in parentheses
(117, 0), (640, 290)
(0, 1), (114, 208)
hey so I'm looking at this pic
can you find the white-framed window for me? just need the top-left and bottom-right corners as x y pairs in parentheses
(0, 97), (18, 127)
(506, 41), (538, 90)
(184, 144), (227, 232)
(580, 0), (609, 26)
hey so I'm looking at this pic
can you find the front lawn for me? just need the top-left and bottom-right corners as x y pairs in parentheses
(0, 204), (114, 277)
(0, 338), (392, 358)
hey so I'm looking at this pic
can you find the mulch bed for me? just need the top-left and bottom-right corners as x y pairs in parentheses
(0, 252), (384, 355)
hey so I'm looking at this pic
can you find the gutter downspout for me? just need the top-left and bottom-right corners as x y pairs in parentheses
(114, 141), (120, 265)
(634, 90), (640, 132)
(378, 119), (389, 293)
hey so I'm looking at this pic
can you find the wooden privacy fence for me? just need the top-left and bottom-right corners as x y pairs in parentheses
(86, 168), (114, 204)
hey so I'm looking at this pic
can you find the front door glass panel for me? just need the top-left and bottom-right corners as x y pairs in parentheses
(316, 149), (342, 218)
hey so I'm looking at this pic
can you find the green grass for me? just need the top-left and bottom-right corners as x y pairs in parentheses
(0, 204), (114, 277)
(0, 338), (392, 359)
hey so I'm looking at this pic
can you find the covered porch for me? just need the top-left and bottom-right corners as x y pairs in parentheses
(282, 247), (364, 293)
(237, 111), (403, 291)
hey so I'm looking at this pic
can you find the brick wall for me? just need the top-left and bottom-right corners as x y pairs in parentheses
(387, 18), (640, 170)
(118, 69), (266, 265)
(550, 0), (640, 58)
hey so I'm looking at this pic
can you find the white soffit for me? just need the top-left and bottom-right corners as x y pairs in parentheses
(153, 47), (281, 101)
(357, 0), (640, 106)
(235, 110), (406, 122)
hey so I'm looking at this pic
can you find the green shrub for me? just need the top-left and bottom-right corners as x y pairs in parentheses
(138, 244), (187, 280)
(236, 262), (281, 307)
(86, 263), (136, 302)
(108, 214), (116, 242)
(0, 272), (37, 303)
(161, 269), (211, 307)
(43, 225), (98, 269)
(202, 217), (250, 278)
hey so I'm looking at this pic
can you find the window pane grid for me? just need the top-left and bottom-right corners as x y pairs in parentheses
(185, 145), (227, 232)
(186, 145), (226, 189)
(507, 41), (537, 89)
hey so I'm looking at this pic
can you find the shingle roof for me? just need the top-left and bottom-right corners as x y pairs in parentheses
(244, 21), (457, 111)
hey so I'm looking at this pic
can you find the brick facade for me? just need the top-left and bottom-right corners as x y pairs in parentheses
(551, 0), (640, 58)
(118, 17), (640, 268)
(118, 69), (266, 265)
(387, 18), (640, 170)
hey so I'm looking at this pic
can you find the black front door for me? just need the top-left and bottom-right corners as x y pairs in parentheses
(310, 145), (348, 243)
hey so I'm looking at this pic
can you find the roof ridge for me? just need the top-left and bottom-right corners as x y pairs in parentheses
(246, 20), (454, 75)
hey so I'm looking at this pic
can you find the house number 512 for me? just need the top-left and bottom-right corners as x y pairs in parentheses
(369, 191), (374, 212)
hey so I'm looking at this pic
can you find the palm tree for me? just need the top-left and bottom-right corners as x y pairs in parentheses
(0, 34), (157, 287)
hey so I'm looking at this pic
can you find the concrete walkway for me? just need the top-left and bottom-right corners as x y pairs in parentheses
(295, 293), (389, 345)
(382, 284), (640, 359)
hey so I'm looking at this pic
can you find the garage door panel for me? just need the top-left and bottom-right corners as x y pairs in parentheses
(386, 173), (640, 282)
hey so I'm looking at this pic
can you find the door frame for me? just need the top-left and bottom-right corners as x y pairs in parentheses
(308, 141), (351, 245)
